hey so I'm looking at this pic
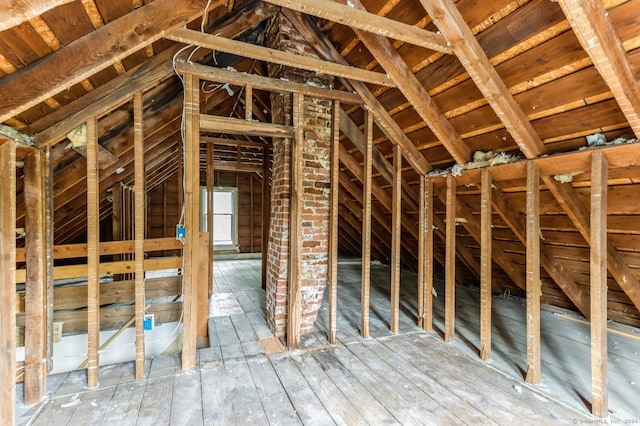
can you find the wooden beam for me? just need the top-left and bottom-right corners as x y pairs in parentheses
(423, 177), (434, 332)
(420, 0), (545, 159)
(1, 0), (75, 31)
(24, 151), (46, 404)
(590, 150), (608, 417)
(390, 145), (402, 334)
(262, 0), (452, 54)
(86, 116), (100, 388)
(328, 101), (340, 345)
(200, 115), (293, 138)
(182, 73), (200, 371)
(525, 161), (541, 385)
(287, 93), (304, 349)
(361, 111), (373, 339)
(542, 175), (640, 312)
(0, 0), (211, 124)
(444, 175), (456, 342)
(201, 136), (266, 148)
(349, 1), (470, 166)
(133, 92), (145, 379)
(212, 162), (263, 173)
(417, 175), (426, 329)
(284, 9), (432, 175)
(43, 146), (54, 372)
(0, 139), (16, 426)
(261, 144), (271, 290)
(167, 28), (394, 87)
(175, 61), (363, 105)
(245, 84), (253, 121)
(558, 0), (640, 138)
(206, 141), (215, 297)
(480, 168), (492, 361)
(491, 184), (590, 318)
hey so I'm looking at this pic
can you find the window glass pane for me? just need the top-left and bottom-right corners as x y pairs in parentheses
(214, 214), (233, 244)
(214, 191), (233, 214)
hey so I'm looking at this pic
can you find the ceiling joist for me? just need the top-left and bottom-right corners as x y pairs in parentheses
(261, 0), (453, 54)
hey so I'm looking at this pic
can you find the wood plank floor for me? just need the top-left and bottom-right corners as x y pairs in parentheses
(16, 258), (639, 424)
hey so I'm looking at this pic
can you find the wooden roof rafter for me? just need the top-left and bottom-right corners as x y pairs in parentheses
(2, 0), (75, 31)
(347, 0), (471, 166)
(419, 0), (546, 159)
(557, 0), (640, 139)
(260, 0), (453, 55)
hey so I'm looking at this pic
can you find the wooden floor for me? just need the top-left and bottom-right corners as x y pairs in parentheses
(16, 258), (639, 424)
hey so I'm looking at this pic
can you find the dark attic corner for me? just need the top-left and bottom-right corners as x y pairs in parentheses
(2, 0), (640, 424)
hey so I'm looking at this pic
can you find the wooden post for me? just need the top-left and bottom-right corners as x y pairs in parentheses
(328, 100), (340, 344)
(0, 139), (16, 426)
(424, 176), (434, 332)
(480, 168), (492, 361)
(390, 144), (402, 334)
(261, 144), (271, 290)
(133, 91), (145, 379)
(525, 161), (541, 384)
(590, 150), (608, 417)
(24, 150), (47, 404)
(444, 174), (456, 342)
(182, 73), (200, 370)
(245, 84), (253, 121)
(197, 232), (210, 342)
(287, 92), (304, 349)
(361, 110), (373, 339)
(44, 146), (54, 373)
(86, 116), (100, 388)
(417, 175), (426, 329)
(206, 140), (214, 297)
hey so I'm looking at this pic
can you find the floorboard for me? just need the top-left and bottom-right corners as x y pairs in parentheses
(18, 258), (635, 425)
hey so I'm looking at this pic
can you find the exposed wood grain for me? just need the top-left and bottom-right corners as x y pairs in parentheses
(445, 175), (456, 342)
(175, 61), (362, 105)
(133, 91), (145, 379)
(417, 175), (426, 329)
(328, 101), (340, 344)
(261, 144), (271, 289)
(424, 177), (434, 332)
(590, 150), (608, 417)
(206, 141), (214, 297)
(390, 144), (402, 334)
(197, 233), (210, 342)
(24, 151), (46, 404)
(166, 27), (394, 87)
(287, 92), (304, 349)
(182, 73), (199, 371)
(0, 0), (211, 123)
(361, 111), (373, 339)
(421, 0), (546, 159)
(199, 114), (293, 138)
(44, 145), (54, 372)
(86, 116), (100, 388)
(1, 0), (75, 31)
(0, 139), (16, 426)
(525, 161), (541, 384)
(480, 168), (492, 361)
(263, 0), (451, 53)
(558, 0), (640, 138)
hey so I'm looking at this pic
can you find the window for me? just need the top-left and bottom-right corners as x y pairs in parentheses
(200, 187), (238, 249)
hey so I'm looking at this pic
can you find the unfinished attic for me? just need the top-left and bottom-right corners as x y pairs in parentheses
(3, 0), (640, 423)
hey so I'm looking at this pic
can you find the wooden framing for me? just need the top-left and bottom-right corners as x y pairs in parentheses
(86, 116), (100, 388)
(417, 175), (426, 329)
(24, 150), (47, 404)
(261, 144), (271, 289)
(199, 115), (293, 138)
(182, 73), (200, 370)
(328, 101), (340, 344)
(0, 138), (16, 426)
(480, 168), (492, 361)
(390, 144), (402, 334)
(287, 92), (304, 349)
(444, 174), (456, 343)
(207, 141), (215, 297)
(44, 146), (54, 372)
(263, 0), (452, 53)
(590, 150), (608, 417)
(166, 28), (394, 88)
(423, 177), (434, 332)
(361, 110), (373, 339)
(525, 161), (541, 385)
(133, 91), (145, 379)
(558, 0), (640, 137)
